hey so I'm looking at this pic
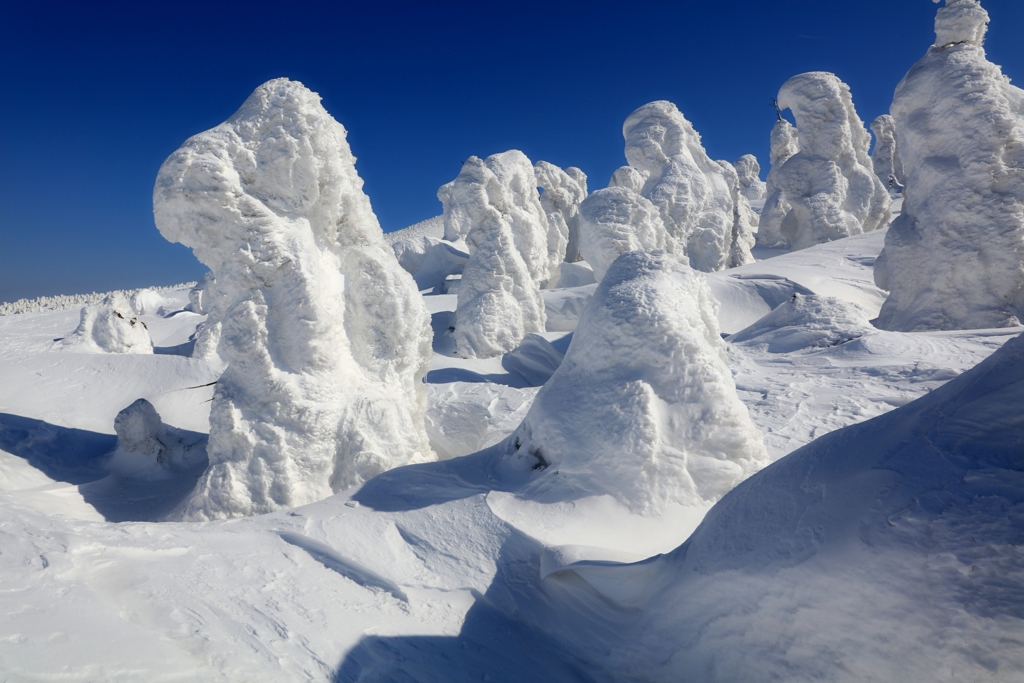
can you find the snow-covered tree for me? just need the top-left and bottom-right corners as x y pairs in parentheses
(63, 292), (153, 354)
(153, 78), (435, 519)
(870, 115), (905, 196)
(771, 72), (890, 251)
(757, 119), (800, 248)
(733, 154), (767, 201)
(534, 161), (588, 263)
(874, 0), (1024, 331)
(507, 249), (768, 514)
(577, 186), (670, 282)
(448, 156), (546, 358)
(717, 160), (757, 267)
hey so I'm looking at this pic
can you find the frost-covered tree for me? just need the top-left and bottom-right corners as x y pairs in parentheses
(870, 115), (905, 196)
(757, 119), (800, 248)
(448, 157), (546, 358)
(63, 292), (153, 354)
(534, 161), (588, 263)
(717, 160), (757, 267)
(874, 0), (1024, 332)
(608, 165), (648, 194)
(153, 78), (435, 519)
(733, 154), (767, 201)
(577, 186), (669, 281)
(507, 250), (768, 514)
(771, 72), (890, 251)
(623, 101), (741, 272)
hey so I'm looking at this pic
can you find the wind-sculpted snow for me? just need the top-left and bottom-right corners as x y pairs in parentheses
(608, 165), (648, 193)
(153, 78), (434, 519)
(733, 154), (766, 201)
(106, 399), (207, 478)
(507, 250), (769, 514)
(62, 292), (154, 354)
(717, 160), (757, 268)
(577, 186), (669, 282)
(870, 115), (905, 196)
(773, 72), (890, 251)
(623, 101), (739, 272)
(727, 294), (872, 353)
(444, 154), (548, 358)
(757, 119), (800, 248)
(534, 161), (587, 263)
(874, 0), (1024, 332)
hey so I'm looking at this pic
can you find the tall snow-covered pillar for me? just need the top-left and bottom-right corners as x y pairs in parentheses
(153, 78), (435, 520)
(757, 119), (800, 248)
(534, 161), (588, 263)
(734, 154), (767, 202)
(870, 115), (905, 196)
(874, 0), (1024, 331)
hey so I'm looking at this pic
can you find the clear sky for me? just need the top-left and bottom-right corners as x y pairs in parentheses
(1, 0), (1021, 303)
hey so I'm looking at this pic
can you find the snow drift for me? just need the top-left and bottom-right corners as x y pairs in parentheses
(153, 78), (434, 519)
(567, 330), (1024, 682)
(757, 119), (801, 248)
(874, 0), (1024, 332)
(727, 293), (872, 353)
(870, 114), (905, 196)
(62, 292), (154, 354)
(733, 154), (766, 201)
(576, 186), (669, 282)
(623, 100), (747, 272)
(507, 250), (768, 514)
(772, 72), (890, 250)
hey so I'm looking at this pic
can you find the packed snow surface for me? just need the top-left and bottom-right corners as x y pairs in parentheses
(874, 0), (1024, 332)
(773, 72), (891, 250)
(153, 78), (434, 519)
(506, 250), (769, 514)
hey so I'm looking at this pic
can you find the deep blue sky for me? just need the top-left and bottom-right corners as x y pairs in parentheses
(1, 0), (1021, 303)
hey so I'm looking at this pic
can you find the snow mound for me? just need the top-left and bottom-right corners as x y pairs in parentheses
(501, 333), (567, 387)
(506, 250), (769, 514)
(608, 165), (648, 193)
(757, 119), (800, 248)
(62, 292), (154, 354)
(383, 214), (444, 247)
(448, 155), (548, 358)
(535, 161), (588, 263)
(577, 186), (669, 282)
(874, 0), (1024, 332)
(870, 114), (905, 196)
(153, 78), (434, 519)
(727, 294), (872, 353)
(543, 283), (597, 332)
(106, 399), (207, 478)
(391, 234), (441, 275)
(596, 330), (1024, 681)
(623, 100), (740, 271)
(773, 72), (891, 250)
(716, 160), (757, 268)
(733, 154), (766, 201)
(129, 288), (167, 316)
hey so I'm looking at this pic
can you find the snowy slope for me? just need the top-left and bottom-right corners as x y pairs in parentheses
(0, 210), (1019, 680)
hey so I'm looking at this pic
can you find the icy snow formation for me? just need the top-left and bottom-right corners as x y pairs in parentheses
(446, 155), (549, 358)
(870, 114), (905, 196)
(534, 161), (588, 263)
(623, 101), (739, 272)
(186, 273), (214, 314)
(577, 186), (670, 282)
(727, 294), (872, 353)
(107, 399), (206, 477)
(772, 72), (891, 251)
(757, 119), (801, 248)
(153, 78), (434, 519)
(567, 331), (1024, 681)
(129, 289), (167, 316)
(733, 154), (766, 201)
(508, 250), (768, 514)
(874, 0), (1024, 332)
(63, 292), (154, 354)
(717, 160), (757, 268)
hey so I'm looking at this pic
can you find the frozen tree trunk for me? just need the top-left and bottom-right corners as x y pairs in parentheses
(507, 249), (768, 514)
(874, 0), (1024, 332)
(154, 78), (434, 520)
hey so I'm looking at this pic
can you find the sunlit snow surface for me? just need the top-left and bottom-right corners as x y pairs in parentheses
(0, 216), (1020, 681)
